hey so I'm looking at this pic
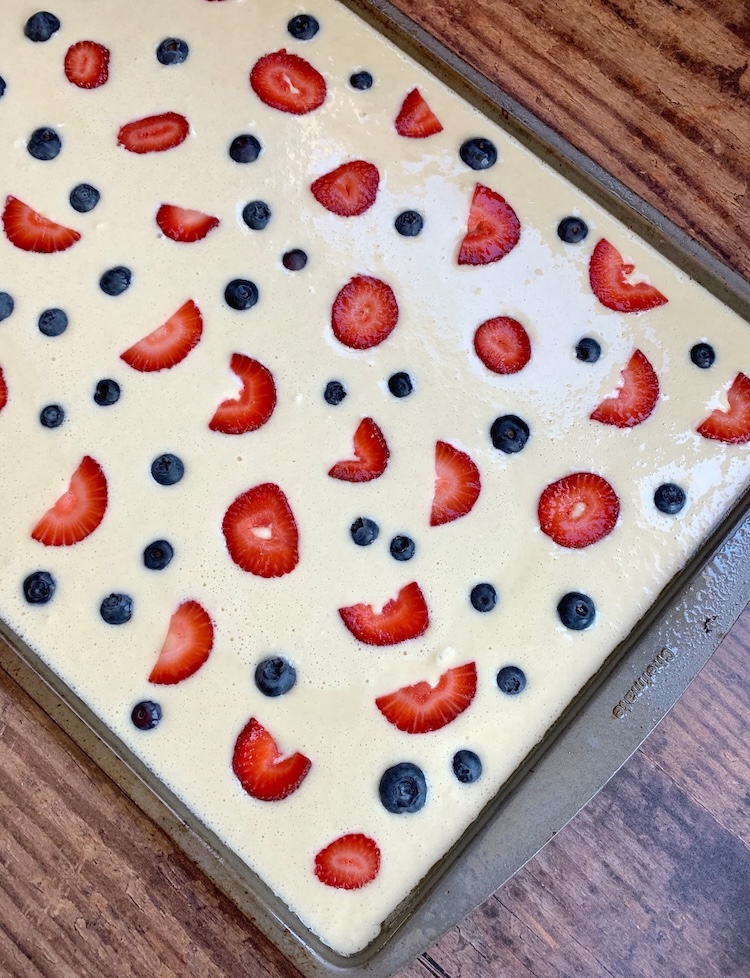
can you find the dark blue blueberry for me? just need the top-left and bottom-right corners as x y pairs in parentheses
(230, 135), (262, 164)
(131, 700), (161, 730)
(490, 415), (530, 454)
(24, 12), (61, 42)
(100, 266), (132, 296)
(69, 183), (100, 213)
(459, 137), (497, 171)
(28, 127), (61, 161)
(379, 762), (427, 814)
(324, 380), (346, 405)
(690, 342), (715, 369)
(470, 582), (497, 613)
(37, 307), (68, 336)
(0, 77), (6, 99)
(94, 378), (120, 406)
(255, 656), (297, 697)
(100, 593), (133, 625)
(390, 535), (415, 561)
(496, 665), (526, 695)
(0, 292), (15, 322)
(654, 483), (686, 515)
(143, 539), (174, 570)
(557, 216), (589, 243)
(387, 372), (413, 398)
(39, 403), (64, 428)
(282, 248), (307, 271)
(350, 517), (379, 547)
(287, 14), (319, 39)
(452, 750), (482, 784)
(23, 571), (56, 604)
(350, 70), (373, 90)
(224, 279), (258, 311)
(242, 200), (271, 229)
(394, 210), (423, 237)
(156, 37), (189, 65)
(557, 591), (596, 631)
(576, 337), (601, 363)
(151, 453), (184, 486)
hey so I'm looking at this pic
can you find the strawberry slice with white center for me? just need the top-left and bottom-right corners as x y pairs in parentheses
(120, 300), (203, 372)
(474, 316), (531, 374)
(314, 834), (381, 890)
(458, 184), (521, 266)
(328, 417), (389, 482)
(589, 238), (668, 313)
(331, 275), (398, 349)
(538, 472), (620, 549)
(590, 349), (659, 428)
(3, 196), (81, 254)
(250, 49), (326, 115)
(375, 662), (477, 734)
(64, 40), (110, 89)
(209, 354), (277, 435)
(232, 717), (311, 802)
(148, 600), (214, 685)
(394, 87), (444, 138)
(339, 582), (430, 646)
(0, 366), (7, 413)
(697, 372), (750, 444)
(156, 204), (220, 243)
(222, 483), (299, 577)
(311, 161), (380, 217)
(118, 112), (190, 154)
(31, 456), (108, 547)
(430, 441), (481, 526)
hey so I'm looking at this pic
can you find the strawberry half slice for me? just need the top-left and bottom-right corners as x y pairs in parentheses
(64, 41), (110, 89)
(697, 372), (750, 444)
(3, 196), (81, 254)
(458, 184), (521, 266)
(474, 316), (531, 374)
(209, 354), (277, 435)
(328, 417), (389, 482)
(222, 483), (299, 577)
(232, 718), (311, 801)
(331, 275), (398, 349)
(394, 87), (443, 138)
(314, 834), (381, 890)
(31, 456), (108, 547)
(589, 238), (668, 313)
(0, 366), (7, 413)
(118, 112), (190, 154)
(149, 600), (214, 685)
(250, 49), (326, 115)
(430, 441), (481, 526)
(156, 204), (220, 243)
(311, 161), (380, 217)
(538, 472), (620, 549)
(590, 349), (659, 428)
(120, 300), (203, 372)
(376, 662), (477, 734)
(339, 582), (430, 646)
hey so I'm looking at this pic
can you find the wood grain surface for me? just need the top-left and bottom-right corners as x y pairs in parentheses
(1, 1), (748, 977)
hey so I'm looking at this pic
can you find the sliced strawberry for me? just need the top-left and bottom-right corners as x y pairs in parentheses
(31, 456), (107, 547)
(156, 204), (220, 243)
(0, 365), (7, 413)
(2, 196), (81, 254)
(311, 160), (380, 217)
(538, 472), (620, 549)
(209, 354), (277, 435)
(339, 582), (430, 646)
(590, 349), (659, 428)
(430, 441), (481, 526)
(394, 87), (443, 138)
(314, 834), (381, 890)
(697, 372), (750, 444)
(589, 238), (668, 313)
(148, 600), (214, 685)
(232, 717), (311, 802)
(331, 275), (398, 349)
(120, 299), (203, 372)
(457, 184), (521, 266)
(328, 417), (389, 482)
(376, 662), (477, 734)
(222, 483), (299, 577)
(117, 112), (189, 154)
(474, 316), (531, 374)
(64, 41), (110, 89)
(250, 49), (326, 115)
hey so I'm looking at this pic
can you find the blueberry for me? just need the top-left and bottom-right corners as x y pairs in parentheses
(490, 415), (530, 454)
(288, 14), (319, 39)
(350, 70), (373, 90)
(242, 200), (271, 230)
(324, 380), (346, 405)
(0, 77), (6, 99)
(39, 403), (64, 428)
(94, 378), (120, 406)
(390, 535), (415, 561)
(350, 517), (379, 546)
(37, 307), (68, 336)
(28, 127), (61, 161)
(0, 292), (14, 322)
(156, 37), (189, 65)
(557, 216), (589, 243)
(459, 137), (497, 170)
(394, 210), (423, 237)
(255, 656), (297, 697)
(576, 337), (601, 363)
(230, 135), (262, 164)
(224, 279), (258, 310)
(379, 762), (427, 814)
(131, 700), (162, 730)
(470, 582), (497, 613)
(143, 539), (174, 570)
(654, 482), (686, 515)
(23, 571), (56, 604)
(100, 593), (133, 625)
(452, 750), (482, 784)
(151, 453), (184, 486)
(100, 266), (132, 296)
(24, 12), (60, 42)
(496, 665), (526, 695)
(69, 183), (100, 213)
(387, 372), (413, 398)
(690, 342), (715, 369)
(557, 591), (596, 631)
(282, 248), (307, 271)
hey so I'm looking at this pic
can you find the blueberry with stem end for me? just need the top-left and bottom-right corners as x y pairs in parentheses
(224, 279), (258, 310)
(287, 14), (319, 39)
(350, 517), (379, 547)
(557, 591), (596, 631)
(470, 582), (497, 613)
(23, 571), (56, 604)
(324, 380), (346, 405)
(131, 701), (162, 730)
(100, 593), (133, 625)
(379, 762), (427, 814)
(690, 342), (715, 369)
(28, 127), (61, 161)
(151, 453), (184, 486)
(459, 137), (497, 170)
(490, 415), (530, 454)
(557, 216), (589, 243)
(230, 135), (261, 164)
(497, 665), (526, 695)
(255, 656), (297, 697)
(69, 183), (100, 213)
(387, 372), (413, 398)
(38, 308), (68, 336)
(241, 200), (271, 229)
(40, 404), (64, 428)
(576, 337), (601, 363)
(452, 750), (482, 784)
(394, 210), (423, 237)
(654, 483), (686, 515)
(100, 266), (132, 296)
(390, 535), (415, 561)
(143, 539), (174, 570)
(156, 38), (189, 65)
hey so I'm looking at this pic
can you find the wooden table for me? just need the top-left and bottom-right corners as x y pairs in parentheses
(1, 2), (748, 976)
